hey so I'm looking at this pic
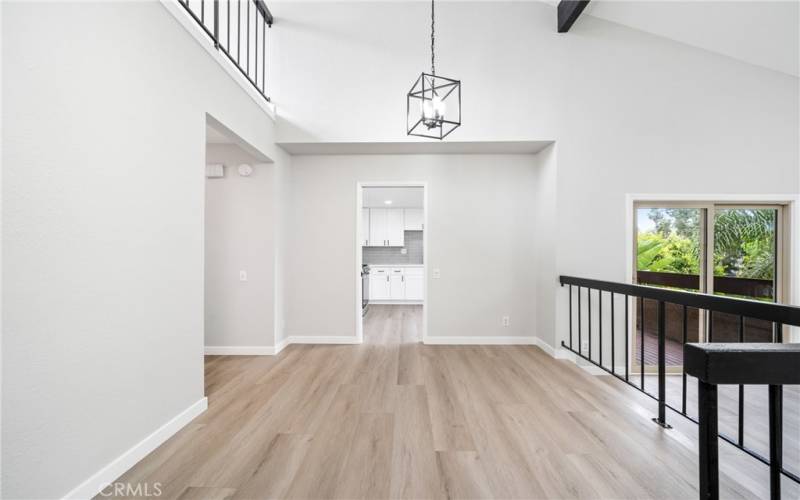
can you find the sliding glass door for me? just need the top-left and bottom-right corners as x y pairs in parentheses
(635, 206), (705, 374)
(633, 203), (784, 373)
(710, 207), (780, 343)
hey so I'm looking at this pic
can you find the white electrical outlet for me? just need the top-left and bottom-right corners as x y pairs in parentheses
(502, 316), (510, 327)
(432, 268), (441, 279)
(581, 340), (589, 352)
(239, 270), (248, 281)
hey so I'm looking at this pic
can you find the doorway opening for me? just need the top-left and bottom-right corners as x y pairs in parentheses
(357, 183), (427, 345)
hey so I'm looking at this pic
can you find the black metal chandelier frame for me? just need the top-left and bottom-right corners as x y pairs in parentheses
(406, 73), (462, 140)
(406, 0), (461, 140)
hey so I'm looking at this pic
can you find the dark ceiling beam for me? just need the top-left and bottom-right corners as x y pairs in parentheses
(557, 0), (590, 33)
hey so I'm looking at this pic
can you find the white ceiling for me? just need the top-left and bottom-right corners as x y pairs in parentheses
(581, 1), (799, 77)
(363, 187), (424, 208)
(278, 140), (553, 155)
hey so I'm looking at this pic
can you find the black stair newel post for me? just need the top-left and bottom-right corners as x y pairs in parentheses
(698, 379), (720, 500)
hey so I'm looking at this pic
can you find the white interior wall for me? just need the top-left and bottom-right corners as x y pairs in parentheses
(532, 144), (558, 351)
(205, 144), (275, 351)
(284, 154), (539, 342)
(1, 2), (286, 498)
(271, 1), (799, 351)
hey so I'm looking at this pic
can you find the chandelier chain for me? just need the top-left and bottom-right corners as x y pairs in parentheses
(430, 0), (435, 75)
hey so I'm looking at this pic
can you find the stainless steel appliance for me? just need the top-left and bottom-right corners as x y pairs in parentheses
(361, 264), (370, 316)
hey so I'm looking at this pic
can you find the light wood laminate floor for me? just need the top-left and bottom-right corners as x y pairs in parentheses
(107, 305), (796, 499)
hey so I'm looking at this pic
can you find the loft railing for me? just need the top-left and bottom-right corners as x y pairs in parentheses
(177, 0), (273, 101)
(559, 275), (800, 499)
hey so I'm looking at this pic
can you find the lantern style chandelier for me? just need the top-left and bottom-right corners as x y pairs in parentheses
(406, 0), (461, 140)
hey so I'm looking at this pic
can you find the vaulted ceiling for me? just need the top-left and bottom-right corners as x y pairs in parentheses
(557, 0), (799, 77)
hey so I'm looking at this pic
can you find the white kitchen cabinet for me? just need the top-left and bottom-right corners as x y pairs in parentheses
(368, 266), (423, 302)
(366, 208), (404, 247)
(389, 273), (405, 299)
(404, 275), (424, 300)
(404, 209), (424, 231)
(369, 268), (390, 300)
(362, 208), (370, 246)
(386, 209), (405, 246)
(369, 208), (387, 247)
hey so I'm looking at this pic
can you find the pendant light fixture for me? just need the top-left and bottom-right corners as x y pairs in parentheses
(406, 0), (461, 140)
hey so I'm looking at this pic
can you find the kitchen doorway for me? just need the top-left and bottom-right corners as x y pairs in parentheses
(356, 183), (427, 344)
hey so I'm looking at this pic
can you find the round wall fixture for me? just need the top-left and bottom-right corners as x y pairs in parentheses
(237, 164), (253, 177)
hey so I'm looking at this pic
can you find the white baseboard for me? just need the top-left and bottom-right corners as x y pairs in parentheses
(423, 336), (536, 345)
(368, 300), (424, 305)
(63, 397), (207, 499)
(204, 345), (277, 355)
(274, 337), (290, 355)
(287, 335), (360, 345)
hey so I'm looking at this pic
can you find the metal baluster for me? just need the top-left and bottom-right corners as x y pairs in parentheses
(262, 18), (266, 92)
(588, 289), (592, 360)
(237, 0), (241, 63)
(776, 322), (784, 343)
(708, 310), (713, 342)
(568, 285), (573, 350)
(214, 0), (220, 48)
(768, 384), (783, 500)
(255, 13), (259, 87)
(599, 291), (603, 367)
(227, 0), (231, 50)
(738, 315), (744, 446)
(202, 0), (205, 23)
(625, 294), (629, 381)
(682, 304), (687, 415)
(611, 292), (615, 375)
(653, 300), (670, 428)
(578, 287), (582, 355)
(640, 297), (645, 390)
(247, 0), (250, 73)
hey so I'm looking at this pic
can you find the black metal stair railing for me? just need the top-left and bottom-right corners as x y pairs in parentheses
(177, 0), (273, 102)
(559, 275), (800, 499)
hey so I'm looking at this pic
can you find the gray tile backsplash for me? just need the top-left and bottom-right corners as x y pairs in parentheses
(363, 231), (423, 265)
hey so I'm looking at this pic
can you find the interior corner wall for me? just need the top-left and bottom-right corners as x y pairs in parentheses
(532, 144), (558, 350)
(205, 144), (275, 349)
(2, 2), (283, 498)
(283, 154), (538, 342)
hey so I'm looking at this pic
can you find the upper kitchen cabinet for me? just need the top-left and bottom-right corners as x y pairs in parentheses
(367, 208), (405, 247)
(404, 209), (424, 230)
(361, 208), (370, 246)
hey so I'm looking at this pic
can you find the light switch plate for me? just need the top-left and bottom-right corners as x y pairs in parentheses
(432, 268), (441, 279)
(239, 270), (248, 281)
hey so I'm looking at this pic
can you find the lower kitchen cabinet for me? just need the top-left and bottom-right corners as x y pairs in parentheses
(389, 274), (405, 299)
(369, 268), (390, 300)
(404, 274), (424, 300)
(368, 266), (424, 302)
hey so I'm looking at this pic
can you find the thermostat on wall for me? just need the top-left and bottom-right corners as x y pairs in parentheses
(237, 164), (253, 177)
(205, 163), (224, 178)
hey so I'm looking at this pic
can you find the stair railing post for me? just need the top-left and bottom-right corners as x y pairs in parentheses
(698, 379), (719, 500)
(768, 384), (782, 500)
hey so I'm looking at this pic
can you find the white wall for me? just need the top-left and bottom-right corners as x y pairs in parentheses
(284, 154), (539, 342)
(205, 144), (275, 350)
(271, 1), (799, 349)
(1, 2), (285, 498)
